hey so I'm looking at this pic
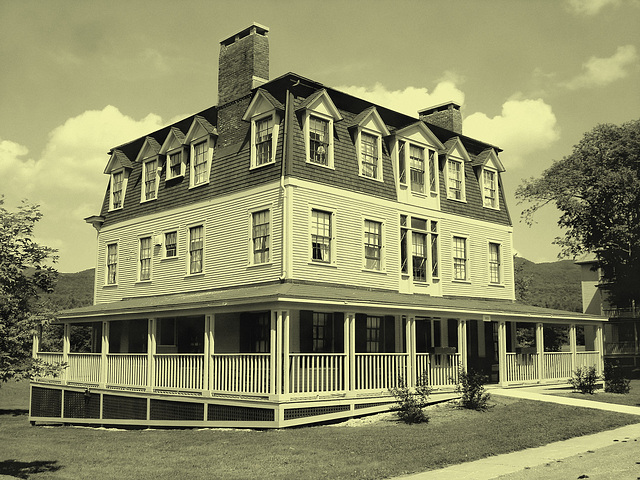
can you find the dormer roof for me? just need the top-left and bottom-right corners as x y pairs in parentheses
(134, 136), (162, 163)
(348, 106), (390, 136)
(472, 148), (505, 172)
(394, 121), (445, 150)
(242, 88), (284, 121)
(296, 88), (343, 121)
(159, 127), (187, 155)
(440, 136), (471, 163)
(103, 149), (133, 174)
(184, 115), (218, 144)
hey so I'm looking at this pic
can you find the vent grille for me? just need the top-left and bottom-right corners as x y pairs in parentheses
(64, 390), (100, 419)
(355, 401), (395, 410)
(150, 399), (204, 421)
(207, 404), (274, 422)
(31, 387), (62, 418)
(284, 405), (349, 421)
(103, 394), (147, 420)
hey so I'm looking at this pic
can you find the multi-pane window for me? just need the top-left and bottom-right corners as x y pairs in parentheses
(143, 160), (157, 201)
(411, 218), (428, 283)
(409, 145), (425, 193)
(165, 231), (177, 258)
(483, 169), (497, 208)
(252, 210), (270, 264)
(360, 132), (378, 178)
(489, 242), (501, 284)
(364, 220), (382, 270)
(429, 150), (437, 194)
(453, 236), (468, 281)
(309, 116), (329, 165)
(448, 160), (463, 200)
(400, 215), (409, 274)
(430, 221), (439, 278)
(311, 209), (332, 262)
(168, 151), (182, 178)
(106, 243), (117, 285)
(398, 141), (406, 184)
(255, 116), (273, 166)
(400, 216), (438, 283)
(313, 312), (332, 353)
(192, 141), (208, 185)
(189, 225), (204, 274)
(112, 172), (124, 209)
(139, 237), (151, 281)
(366, 316), (382, 353)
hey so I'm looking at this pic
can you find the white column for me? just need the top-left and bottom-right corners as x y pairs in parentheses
(62, 323), (70, 385)
(32, 326), (41, 359)
(269, 311), (277, 397)
(405, 316), (413, 387)
(458, 319), (468, 372)
(275, 311), (283, 397)
(498, 321), (507, 386)
(100, 321), (109, 388)
(596, 323), (604, 376)
(147, 318), (156, 392)
(348, 312), (356, 393)
(536, 323), (544, 382)
(409, 316), (417, 387)
(343, 313), (350, 392)
(203, 314), (214, 396)
(282, 310), (290, 397)
(569, 323), (577, 373)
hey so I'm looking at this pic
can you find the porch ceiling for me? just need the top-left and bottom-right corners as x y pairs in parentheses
(57, 281), (607, 323)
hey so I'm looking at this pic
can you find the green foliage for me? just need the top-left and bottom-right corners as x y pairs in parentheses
(517, 119), (640, 308)
(603, 359), (631, 394)
(570, 366), (598, 394)
(455, 369), (491, 411)
(389, 374), (433, 424)
(0, 198), (65, 384)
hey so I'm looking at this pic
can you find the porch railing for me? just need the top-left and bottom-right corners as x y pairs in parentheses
(504, 353), (539, 383)
(354, 353), (408, 390)
(155, 354), (204, 390)
(107, 354), (147, 388)
(210, 354), (270, 394)
(415, 353), (460, 386)
(605, 342), (636, 355)
(289, 353), (345, 393)
(67, 353), (101, 385)
(543, 352), (573, 380)
(576, 351), (600, 370)
(35, 352), (66, 382)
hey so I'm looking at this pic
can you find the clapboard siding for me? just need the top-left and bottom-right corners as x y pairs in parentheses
(95, 184), (282, 304)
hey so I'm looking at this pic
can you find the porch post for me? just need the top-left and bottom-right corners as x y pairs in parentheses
(404, 316), (413, 387)
(536, 323), (545, 382)
(275, 311), (284, 396)
(457, 319), (468, 372)
(497, 320), (507, 386)
(62, 323), (70, 385)
(569, 323), (577, 373)
(147, 318), (156, 392)
(32, 326), (40, 359)
(596, 323), (604, 376)
(409, 316), (417, 386)
(100, 321), (109, 388)
(282, 311), (290, 397)
(203, 314), (214, 395)
(348, 312), (356, 393)
(269, 311), (277, 396)
(343, 313), (350, 392)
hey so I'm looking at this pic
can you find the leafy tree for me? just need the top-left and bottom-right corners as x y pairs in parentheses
(0, 197), (65, 384)
(517, 119), (640, 308)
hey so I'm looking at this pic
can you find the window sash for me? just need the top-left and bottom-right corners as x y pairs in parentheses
(412, 232), (427, 282)
(165, 231), (177, 258)
(107, 244), (117, 284)
(193, 141), (208, 185)
(398, 141), (406, 184)
(366, 316), (382, 353)
(139, 237), (151, 281)
(448, 160), (463, 199)
(313, 312), (332, 353)
(409, 145), (425, 193)
(112, 172), (123, 208)
(364, 220), (382, 270)
(431, 221), (439, 278)
(144, 160), (157, 200)
(489, 243), (501, 283)
(453, 237), (467, 280)
(483, 170), (497, 207)
(169, 152), (182, 178)
(360, 133), (378, 178)
(311, 210), (331, 262)
(309, 116), (329, 165)
(255, 116), (273, 165)
(252, 210), (270, 264)
(189, 226), (204, 274)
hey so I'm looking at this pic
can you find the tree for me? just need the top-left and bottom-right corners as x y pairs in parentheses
(516, 119), (640, 308)
(0, 197), (64, 384)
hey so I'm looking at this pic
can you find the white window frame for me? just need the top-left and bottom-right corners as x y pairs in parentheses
(138, 235), (152, 282)
(249, 207), (271, 266)
(304, 112), (334, 169)
(250, 111), (280, 169)
(189, 136), (212, 188)
(447, 158), (466, 202)
(163, 230), (178, 260)
(166, 147), (186, 180)
(488, 241), (503, 285)
(481, 167), (499, 209)
(310, 207), (336, 265)
(105, 242), (118, 286)
(356, 129), (383, 181)
(400, 215), (439, 284)
(452, 235), (469, 282)
(109, 169), (128, 211)
(363, 218), (384, 272)
(187, 224), (205, 276)
(141, 157), (160, 202)
(430, 220), (439, 280)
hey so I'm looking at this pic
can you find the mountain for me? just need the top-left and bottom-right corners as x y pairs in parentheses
(45, 268), (95, 311)
(515, 257), (582, 312)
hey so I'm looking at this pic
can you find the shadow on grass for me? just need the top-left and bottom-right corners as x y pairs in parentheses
(0, 409), (28, 416)
(0, 459), (61, 479)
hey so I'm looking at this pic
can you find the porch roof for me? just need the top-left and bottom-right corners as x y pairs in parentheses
(57, 282), (607, 323)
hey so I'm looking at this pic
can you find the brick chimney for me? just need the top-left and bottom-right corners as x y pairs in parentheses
(218, 23), (269, 106)
(418, 102), (462, 135)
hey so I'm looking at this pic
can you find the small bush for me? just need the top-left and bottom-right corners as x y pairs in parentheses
(570, 366), (598, 394)
(390, 373), (433, 424)
(604, 360), (631, 394)
(456, 369), (490, 411)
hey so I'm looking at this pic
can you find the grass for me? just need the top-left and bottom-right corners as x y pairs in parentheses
(546, 379), (640, 407)
(1, 380), (639, 480)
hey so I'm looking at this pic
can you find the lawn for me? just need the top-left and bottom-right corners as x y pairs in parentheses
(1, 380), (639, 480)
(545, 379), (640, 407)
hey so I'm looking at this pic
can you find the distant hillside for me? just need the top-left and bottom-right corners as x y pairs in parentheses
(46, 268), (95, 311)
(515, 257), (582, 312)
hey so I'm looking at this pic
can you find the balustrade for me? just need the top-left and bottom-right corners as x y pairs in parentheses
(354, 353), (408, 390)
(155, 354), (204, 390)
(106, 354), (148, 387)
(504, 353), (538, 383)
(289, 353), (345, 393)
(543, 352), (573, 380)
(210, 354), (270, 394)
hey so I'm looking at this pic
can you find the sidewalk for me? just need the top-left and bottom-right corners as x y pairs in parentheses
(390, 387), (640, 480)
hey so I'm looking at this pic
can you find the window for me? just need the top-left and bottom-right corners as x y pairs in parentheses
(360, 132), (379, 178)
(189, 225), (204, 274)
(364, 220), (382, 270)
(139, 237), (151, 281)
(191, 140), (208, 186)
(168, 150), (184, 179)
(252, 209), (270, 264)
(409, 145), (425, 193)
(241, 312), (270, 353)
(164, 231), (177, 258)
(313, 312), (332, 353)
(483, 169), (498, 208)
(400, 215), (409, 274)
(157, 318), (176, 346)
(142, 159), (158, 201)
(448, 159), (464, 200)
(106, 243), (117, 285)
(411, 218), (428, 283)
(309, 116), (329, 166)
(398, 141), (406, 184)
(429, 150), (438, 194)
(366, 316), (382, 353)
(311, 209), (332, 263)
(400, 215), (438, 283)
(111, 171), (124, 209)
(489, 242), (501, 284)
(255, 115), (274, 166)
(453, 236), (468, 281)
(431, 221), (439, 278)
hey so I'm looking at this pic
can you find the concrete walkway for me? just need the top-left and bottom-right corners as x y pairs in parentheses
(391, 387), (640, 480)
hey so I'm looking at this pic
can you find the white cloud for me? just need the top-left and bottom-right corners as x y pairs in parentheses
(565, 0), (620, 15)
(563, 45), (638, 89)
(335, 81), (465, 117)
(464, 99), (560, 167)
(0, 106), (165, 272)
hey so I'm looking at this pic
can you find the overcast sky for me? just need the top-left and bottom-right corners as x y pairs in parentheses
(1, 0), (638, 272)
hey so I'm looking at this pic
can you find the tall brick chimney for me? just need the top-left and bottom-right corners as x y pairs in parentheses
(418, 102), (462, 135)
(218, 23), (269, 106)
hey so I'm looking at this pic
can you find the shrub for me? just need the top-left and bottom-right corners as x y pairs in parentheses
(603, 360), (631, 394)
(456, 369), (491, 411)
(570, 366), (598, 394)
(389, 373), (433, 424)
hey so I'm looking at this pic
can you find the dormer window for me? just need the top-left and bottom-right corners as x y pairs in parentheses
(409, 145), (425, 193)
(441, 137), (471, 203)
(482, 169), (498, 208)
(309, 115), (330, 166)
(447, 159), (464, 201)
(473, 148), (504, 210)
(394, 122), (443, 196)
(111, 171), (124, 209)
(167, 149), (185, 179)
(360, 132), (380, 178)
(185, 115), (217, 188)
(243, 89), (284, 170)
(104, 149), (132, 212)
(255, 115), (274, 166)
(192, 141), (208, 185)
(142, 158), (159, 201)
(159, 126), (187, 181)
(349, 107), (389, 182)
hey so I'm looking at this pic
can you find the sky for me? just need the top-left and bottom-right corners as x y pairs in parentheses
(0, 0), (638, 273)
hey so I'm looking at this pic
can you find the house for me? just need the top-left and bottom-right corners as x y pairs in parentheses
(578, 258), (639, 375)
(30, 24), (607, 428)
